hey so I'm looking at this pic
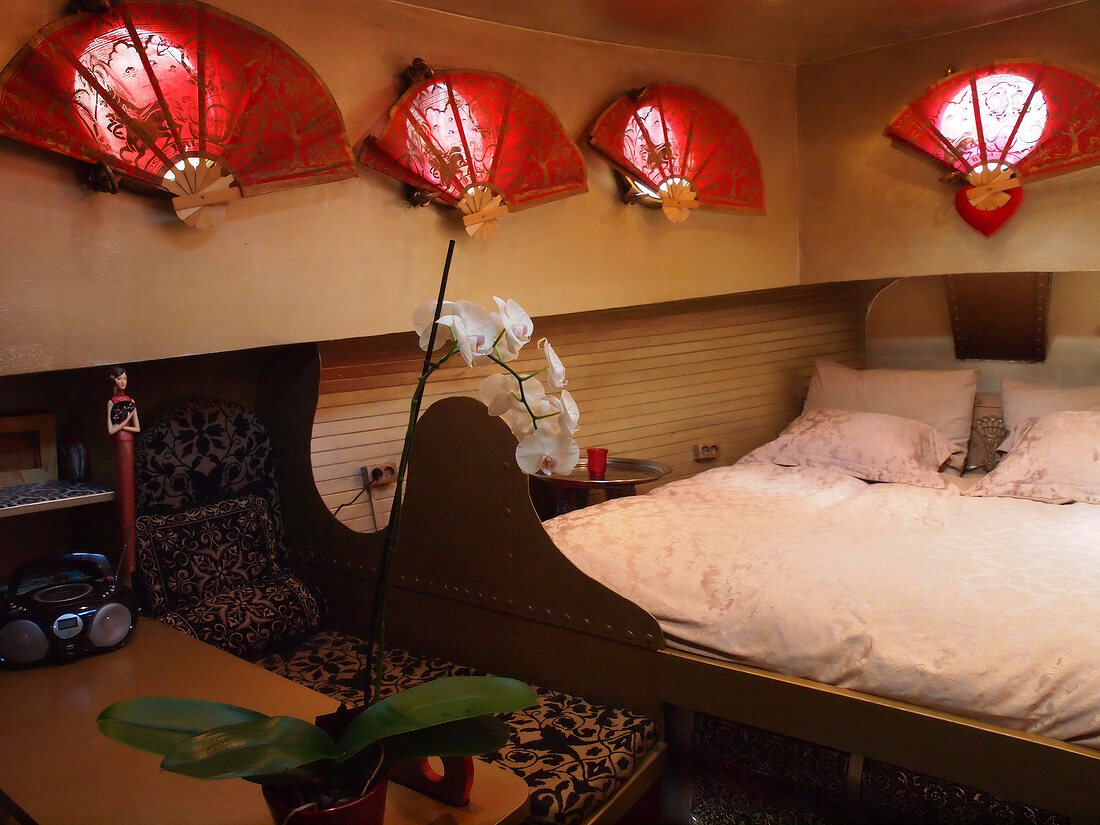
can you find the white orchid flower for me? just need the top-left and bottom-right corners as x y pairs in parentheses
(493, 376), (560, 440)
(437, 301), (497, 367)
(556, 389), (580, 435)
(538, 338), (567, 390)
(412, 299), (458, 351)
(515, 428), (580, 476)
(492, 297), (533, 362)
(479, 373), (520, 416)
(502, 406), (536, 440)
(410, 295), (582, 478)
(519, 378), (560, 420)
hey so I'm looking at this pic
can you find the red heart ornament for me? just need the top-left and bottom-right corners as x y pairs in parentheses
(954, 185), (1024, 236)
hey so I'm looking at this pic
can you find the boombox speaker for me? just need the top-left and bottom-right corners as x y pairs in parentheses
(1, 552), (137, 667)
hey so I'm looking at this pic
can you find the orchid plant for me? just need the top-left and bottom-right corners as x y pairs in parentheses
(366, 289), (581, 705)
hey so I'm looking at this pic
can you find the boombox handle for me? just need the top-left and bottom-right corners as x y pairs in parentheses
(4, 553), (115, 608)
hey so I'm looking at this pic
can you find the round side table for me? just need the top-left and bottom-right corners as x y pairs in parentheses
(529, 457), (671, 520)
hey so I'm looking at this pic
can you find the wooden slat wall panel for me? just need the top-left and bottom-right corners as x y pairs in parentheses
(313, 282), (883, 532)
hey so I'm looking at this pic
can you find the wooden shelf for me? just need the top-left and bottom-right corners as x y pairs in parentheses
(0, 481), (115, 518)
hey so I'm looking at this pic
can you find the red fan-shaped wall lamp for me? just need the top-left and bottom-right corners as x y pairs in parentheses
(0, 0), (355, 228)
(357, 59), (587, 240)
(886, 62), (1100, 236)
(588, 83), (765, 223)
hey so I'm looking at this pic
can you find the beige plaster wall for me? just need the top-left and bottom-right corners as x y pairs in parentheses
(797, 2), (1100, 283)
(0, 0), (798, 377)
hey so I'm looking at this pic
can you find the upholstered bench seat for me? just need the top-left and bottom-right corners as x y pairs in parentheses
(134, 494), (323, 660)
(132, 401), (325, 661)
(256, 629), (660, 825)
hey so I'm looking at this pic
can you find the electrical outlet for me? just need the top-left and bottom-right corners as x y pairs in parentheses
(692, 442), (720, 461)
(361, 462), (398, 487)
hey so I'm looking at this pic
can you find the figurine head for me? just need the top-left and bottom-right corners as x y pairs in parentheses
(108, 365), (128, 393)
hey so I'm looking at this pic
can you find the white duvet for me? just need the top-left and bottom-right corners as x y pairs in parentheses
(543, 460), (1100, 748)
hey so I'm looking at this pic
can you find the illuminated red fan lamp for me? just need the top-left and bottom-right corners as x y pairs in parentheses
(0, 0), (355, 228)
(358, 60), (587, 240)
(588, 83), (764, 223)
(886, 62), (1100, 236)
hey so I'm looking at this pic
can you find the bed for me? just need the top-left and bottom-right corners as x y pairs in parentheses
(545, 450), (1100, 749)
(307, 362), (1100, 823)
(543, 367), (1100, 741)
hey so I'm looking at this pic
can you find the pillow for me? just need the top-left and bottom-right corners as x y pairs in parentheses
(751, 409), (954, 488)
(134, 494), (278, 614)
(965, 411), (1100, 504)
(804, 361), (979, 470)
(1001, 379), (1100, 434)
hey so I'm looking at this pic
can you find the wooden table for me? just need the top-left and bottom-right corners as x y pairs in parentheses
(0, 620), (529, 825)
(529, 457), (671, 519)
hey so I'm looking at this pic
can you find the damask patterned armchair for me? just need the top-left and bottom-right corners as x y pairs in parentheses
(132, 399), (323, 659)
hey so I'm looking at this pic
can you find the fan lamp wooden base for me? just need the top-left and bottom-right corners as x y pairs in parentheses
(458, 185), (508, 240)
(165, 158), (241, 229)
(954, 167), (1023, 237)
(659, 178), (701, 224)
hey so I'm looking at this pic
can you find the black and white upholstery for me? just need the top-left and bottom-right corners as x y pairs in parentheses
(257, 630), (659, 825)
(134, 399), (659, 823)
(132, 400), (323, 659)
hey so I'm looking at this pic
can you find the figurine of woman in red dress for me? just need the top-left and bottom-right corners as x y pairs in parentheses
(107, 366), (140, 440)
(107, 366), (139, 577)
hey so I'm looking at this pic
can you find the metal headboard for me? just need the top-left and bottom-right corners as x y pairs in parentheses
(966, 413), (1009, 472)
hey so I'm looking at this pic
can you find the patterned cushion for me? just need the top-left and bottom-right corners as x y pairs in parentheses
(134, 399), (282, 531)
(258, 630), (659, 825)
(135, 496), (277, 614)
(157, 577), (323, 660)
(134, 496), (322, 659)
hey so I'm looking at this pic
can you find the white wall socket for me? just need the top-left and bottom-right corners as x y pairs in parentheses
(692, 442), (720, 461)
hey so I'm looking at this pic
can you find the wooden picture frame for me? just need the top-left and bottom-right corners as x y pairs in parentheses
(0, 414), (57, 488)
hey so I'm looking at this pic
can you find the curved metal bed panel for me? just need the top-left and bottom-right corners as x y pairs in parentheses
(306, 395), (665, 716)
(396, 397), (663, 650)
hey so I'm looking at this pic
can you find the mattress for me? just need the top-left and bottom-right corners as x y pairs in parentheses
(543, 460), (1100, 748)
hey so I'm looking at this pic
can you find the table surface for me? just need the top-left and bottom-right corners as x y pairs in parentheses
(0, 620), (529, 825)
(530, 456), (672, 489)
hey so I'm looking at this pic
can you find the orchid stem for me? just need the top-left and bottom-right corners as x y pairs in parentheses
(490, 357), (542, 428)
(365, 239), (454, 708)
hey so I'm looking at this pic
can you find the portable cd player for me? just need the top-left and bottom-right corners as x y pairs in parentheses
(0, 552), (137, 667)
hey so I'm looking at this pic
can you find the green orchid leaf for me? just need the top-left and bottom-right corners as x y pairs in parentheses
(162, 716), (340, 780)
(381, 715), (511, 767)
(98, 696), (267, 756)
(337, 676), (536, 760)
(241, 767), (328, 787)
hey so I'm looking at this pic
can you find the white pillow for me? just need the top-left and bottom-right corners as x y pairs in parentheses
(750, 409), (954, 488)
(1001, 379), (1100, 434)
(804, 361), (979, 469)
(966, 411), (1100, 504)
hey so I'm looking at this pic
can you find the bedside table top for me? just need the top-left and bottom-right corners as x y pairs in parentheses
(531, 457), (671, 489)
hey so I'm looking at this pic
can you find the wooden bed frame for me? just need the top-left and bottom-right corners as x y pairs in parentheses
(216, 339), (1094, 822)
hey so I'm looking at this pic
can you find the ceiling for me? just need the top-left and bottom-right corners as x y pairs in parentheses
(397, 0), (1084, 64)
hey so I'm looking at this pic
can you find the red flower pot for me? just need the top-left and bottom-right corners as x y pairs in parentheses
(262, 776), (388, 825)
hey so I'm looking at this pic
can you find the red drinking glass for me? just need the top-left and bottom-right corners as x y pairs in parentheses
(586, 447), (608, 479)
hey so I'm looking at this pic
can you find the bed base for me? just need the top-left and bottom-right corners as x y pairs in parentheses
(296, 394), (1100, 824)
(663, 650), (1098, 821)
